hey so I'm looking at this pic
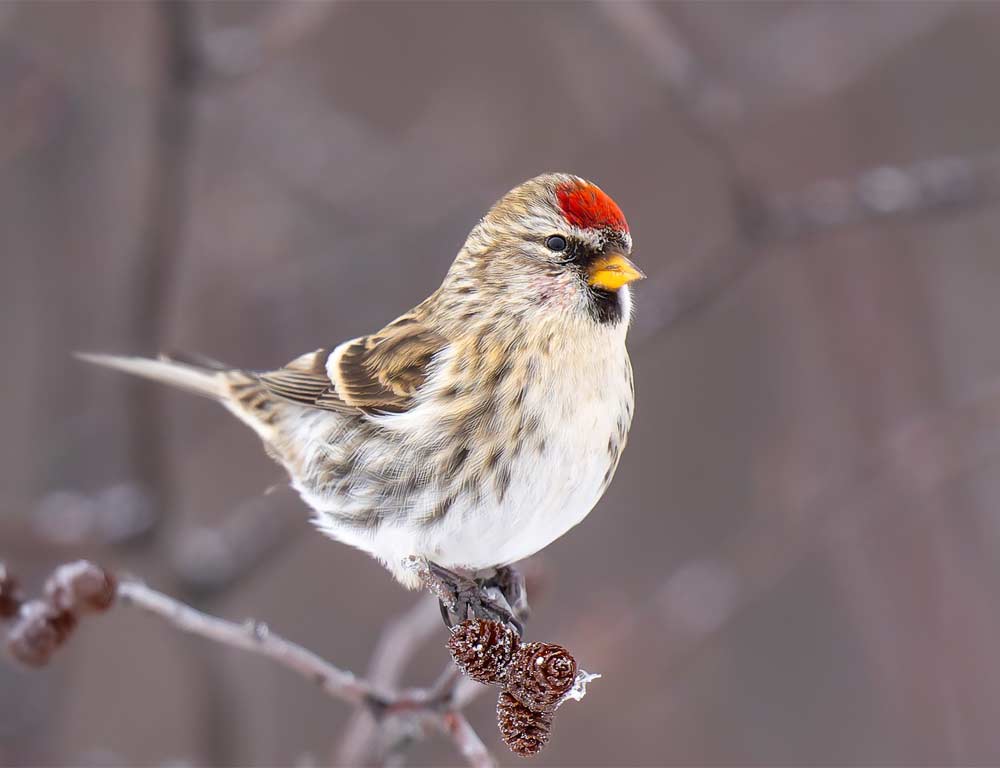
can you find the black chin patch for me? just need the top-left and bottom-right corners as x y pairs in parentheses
(588, 287), (623, 325)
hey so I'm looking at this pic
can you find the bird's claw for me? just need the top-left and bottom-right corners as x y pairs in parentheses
(420, 561), (527, 637)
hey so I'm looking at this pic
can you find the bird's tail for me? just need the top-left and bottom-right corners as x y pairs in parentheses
(75, 352), (227, 400)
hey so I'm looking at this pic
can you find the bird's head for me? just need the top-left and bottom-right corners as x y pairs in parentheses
(443, 173), (643, 328)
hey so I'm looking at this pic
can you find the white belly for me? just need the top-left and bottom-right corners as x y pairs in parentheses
(299, 317), (634, 588)
(428, 393), (622, 571)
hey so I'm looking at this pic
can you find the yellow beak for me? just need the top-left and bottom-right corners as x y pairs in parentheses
(586, 253), (646, 291)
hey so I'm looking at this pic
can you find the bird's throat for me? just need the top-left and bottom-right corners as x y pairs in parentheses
(588, 286), (625, 325)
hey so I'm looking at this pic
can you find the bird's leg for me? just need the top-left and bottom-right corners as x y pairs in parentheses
(424, 561), (480, 628)
(487, 564), (530, 626)
(470, 565), (527, 637)
(417, 560), (521, 635)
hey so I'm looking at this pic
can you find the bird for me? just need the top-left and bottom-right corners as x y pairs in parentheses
(80, 173), (643, 620)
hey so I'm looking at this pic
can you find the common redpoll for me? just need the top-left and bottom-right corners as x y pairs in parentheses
(80, 173), (643, 601)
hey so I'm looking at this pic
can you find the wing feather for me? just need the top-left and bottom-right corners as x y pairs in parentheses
(256, 314), (447, 416)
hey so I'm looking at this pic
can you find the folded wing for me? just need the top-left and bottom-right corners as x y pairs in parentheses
(257, 313), (447, 416)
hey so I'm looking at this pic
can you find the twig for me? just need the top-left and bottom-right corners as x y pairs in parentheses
(116, 579), (375, 707)
(438, 712), (497, 768)
(168, 485), (302, 596)
(573, 370), (1000, 704)
(116, 0), (202, 542)
(762, 150), (1000, 242)
(744, 3), (960, 105)
(334, 595), (488, 766)
(600, 1), (1000, 350)
(634, 148), (1000, 343)
(368, 596), (445, 690)
(4, 563), (500, 765)
(335, 597), (439, 764)
(595, 0), (742, 163)
(199, 1), (342, 81)
(596, 0), (771, 347)
(110, 579), (493, 766)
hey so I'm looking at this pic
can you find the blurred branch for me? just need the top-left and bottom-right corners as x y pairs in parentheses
(597, 0), (767, 346)
(744, 3), (960, 105)
(168, 485), (302, 596)
(335, 596), (446, 765)
(760, 151), (1000, 241)
(116, 0), (341, 543)
(576, 368), (1000, 697)
(634, 148), (1000, 343)
(335, 596), (485, 765)
(596, 0), (772, 254)
(438, 712), (496, 768)
(595, 0), (743, 166)
(119, 0), (202, 541)
(600, 1), (1000, 349)
(199, 2), (342, 81)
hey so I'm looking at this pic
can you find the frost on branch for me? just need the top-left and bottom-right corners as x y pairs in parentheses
(562, 669), (602, 703)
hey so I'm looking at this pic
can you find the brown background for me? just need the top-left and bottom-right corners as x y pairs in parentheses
(3, 2), (1000, 766)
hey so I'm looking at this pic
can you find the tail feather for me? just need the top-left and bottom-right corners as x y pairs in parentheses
(76, 352), (226, 400)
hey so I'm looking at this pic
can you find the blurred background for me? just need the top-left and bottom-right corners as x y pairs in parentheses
(3, 1), (1000, 765)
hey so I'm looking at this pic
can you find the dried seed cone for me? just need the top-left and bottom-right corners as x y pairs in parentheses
(505, 641), (577, 711)
(497, 690), (553, 757)
(44, 561), (117, 615)
(0, 563), (23, 620)
(6, 600), (78, 667)
(447, 618), (520, 685)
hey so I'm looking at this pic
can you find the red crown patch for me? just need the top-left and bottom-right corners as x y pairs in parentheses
(556, 181), (629, 233)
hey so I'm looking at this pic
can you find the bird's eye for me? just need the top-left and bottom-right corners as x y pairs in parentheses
(545, 235), (568, 252)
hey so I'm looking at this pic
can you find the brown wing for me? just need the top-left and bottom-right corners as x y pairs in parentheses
(256, 347), (350, 412)
(257, 315), (447, 416)
(333, 315), (447, 414)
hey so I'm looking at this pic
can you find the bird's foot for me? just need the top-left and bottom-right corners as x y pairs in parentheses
(487, 564), (530, 627)
(415, 560), (525, 637)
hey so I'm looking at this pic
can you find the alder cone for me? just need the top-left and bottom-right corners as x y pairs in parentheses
(447, 618), (520, 685)
(44, 561), (117, 615)
(497, 690), (553, 756)
(504, 641), (577, 711)
(6, 601), (78, 667)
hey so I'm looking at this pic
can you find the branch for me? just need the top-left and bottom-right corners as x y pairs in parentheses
(113, 0), (201, 543)
(595, 0), (743, 164)
(116, 579), (374, 707)
(199, 2), (343, 81)
(572, 371), (1000, 703)
(116, 579), (487, 724)
(634, 148), (1000, 343)
(760, 150), (1000, 241)
(167, 484), (302, 596)
(600, 2), (1000, 347)
(335, 596), (448, 765)
(1, 563), (495, 767)
(438, 712), (497, 768)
